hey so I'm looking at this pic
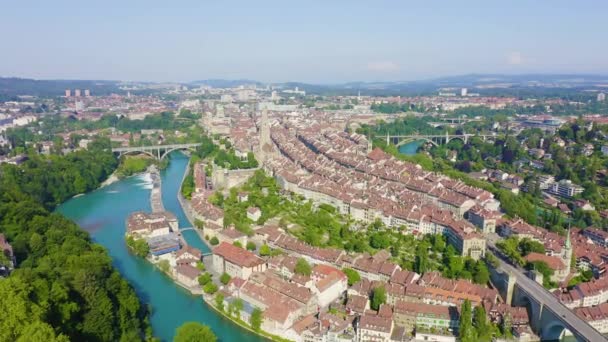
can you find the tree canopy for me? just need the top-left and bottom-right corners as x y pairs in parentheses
(0, 138), (150, 341)
(174, 322), (217, 342)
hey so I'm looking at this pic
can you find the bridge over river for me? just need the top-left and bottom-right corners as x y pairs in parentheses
(112, 143), (201, 160)
(382, 132), (496, 147)
(488, 241), (607, 342)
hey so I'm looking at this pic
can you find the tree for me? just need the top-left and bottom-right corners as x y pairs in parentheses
(196, 261), (206, 271)
(198, 273), (212, 286)
(371, 286), (386, 311)
(174, 322), (217, 342)
(295, 258), (312, 276)
(246, 241), (257, 251)
(203, 283), (218, 295)
(369, 232), (391, 249)
(501, 312), (513, 338)
(473, 305), (491, 342)
(519, 238), (545, 256)
(194, 219), (205, 230)
(443, 245), (464, 278)
(228, 298), (244, 319)
(220, 273), (231, 285)
(214, 293), (225, 312)
(250, 308), (263, 331)
(343, 268), (361, 286)
(209, 236), (219, 246)
(414, 243), (429, 274)
(432, 234), (446, 252)
(17, 322), (70, 342)
(259, 244), (271, 256)
(459, 299), (476, 342)
(158, 259), (170, 274)
(233, 241), (243, 248)
(473, 261), (490, 285)
(126, 236), (149, 258)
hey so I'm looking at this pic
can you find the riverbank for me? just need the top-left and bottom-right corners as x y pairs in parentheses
(201, 293), (288, 342)
(99, 172), (120, 188)
(174, 158), (281, 341)
(57, 153), (263, 342)
(176, 159), (214, 250)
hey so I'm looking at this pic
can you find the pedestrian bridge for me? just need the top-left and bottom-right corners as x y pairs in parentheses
(112, 143), (201, 160)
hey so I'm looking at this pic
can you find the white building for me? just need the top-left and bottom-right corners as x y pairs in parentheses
(548, 179), (584, 198)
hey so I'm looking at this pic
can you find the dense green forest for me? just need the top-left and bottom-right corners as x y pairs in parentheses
(0, 138), (151, 341)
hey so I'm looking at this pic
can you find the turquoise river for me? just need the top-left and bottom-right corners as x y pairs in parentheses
(57, 152), (263, 342)
(398, 140), (424, 155)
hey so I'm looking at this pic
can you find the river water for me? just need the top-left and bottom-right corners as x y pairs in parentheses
(398, 140), (424, 155)
(57, 152), (263, 342)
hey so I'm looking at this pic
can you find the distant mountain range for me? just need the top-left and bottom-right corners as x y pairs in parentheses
(2, 74), (608, 99)
(189, 74), (608, 96)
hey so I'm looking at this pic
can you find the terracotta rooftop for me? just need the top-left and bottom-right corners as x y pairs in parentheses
(213, 242), (265, 268)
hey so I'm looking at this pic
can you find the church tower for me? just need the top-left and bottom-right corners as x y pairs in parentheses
(258, 107), (272, 163)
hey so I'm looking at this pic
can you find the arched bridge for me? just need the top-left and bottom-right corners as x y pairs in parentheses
(488, 244), (607, 342)
(112, 143), (201, 160)
(382, 132), (495, 147)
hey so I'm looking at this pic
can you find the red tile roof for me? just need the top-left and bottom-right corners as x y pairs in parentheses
(213, 242), (265, 268)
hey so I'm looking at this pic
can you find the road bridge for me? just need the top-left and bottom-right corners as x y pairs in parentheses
(112, 143), (201, 160)
(488, 243), (607, 341)
(382, 132), (495, 147)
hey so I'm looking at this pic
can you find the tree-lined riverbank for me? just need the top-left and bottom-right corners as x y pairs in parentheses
(57, 152), (263, 342)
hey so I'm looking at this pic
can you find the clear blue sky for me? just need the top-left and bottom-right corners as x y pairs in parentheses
(1, 0), (606, 83)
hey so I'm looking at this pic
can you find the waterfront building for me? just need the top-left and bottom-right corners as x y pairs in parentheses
(175, 244), (202, 266)
(126, 211), (178, 238)
(147, 233), (180, 256)
(175, 264), (200, 288)
(212, 242), (266, 280)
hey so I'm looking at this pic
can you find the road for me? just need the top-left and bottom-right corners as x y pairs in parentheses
(488, 241), (608, 342)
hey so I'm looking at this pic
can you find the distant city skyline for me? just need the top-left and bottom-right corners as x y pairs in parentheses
(1, 1), (607, 83)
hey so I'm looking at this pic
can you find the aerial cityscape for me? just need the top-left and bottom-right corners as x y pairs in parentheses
(2, 2), (608, 342)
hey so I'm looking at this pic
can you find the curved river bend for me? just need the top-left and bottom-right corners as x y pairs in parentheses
(57, 152), (263, 342)
(398, 140), (424, 155)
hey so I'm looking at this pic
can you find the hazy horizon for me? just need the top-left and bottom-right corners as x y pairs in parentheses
(2, 1), (607, 83)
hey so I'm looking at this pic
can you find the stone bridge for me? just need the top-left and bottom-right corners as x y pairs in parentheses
(489, 245), (607, 341)
(111, 143), (201, 160)
(382, 132), (495, 147)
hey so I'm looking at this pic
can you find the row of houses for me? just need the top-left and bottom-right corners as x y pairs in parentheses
(265, 128), (492, 260)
